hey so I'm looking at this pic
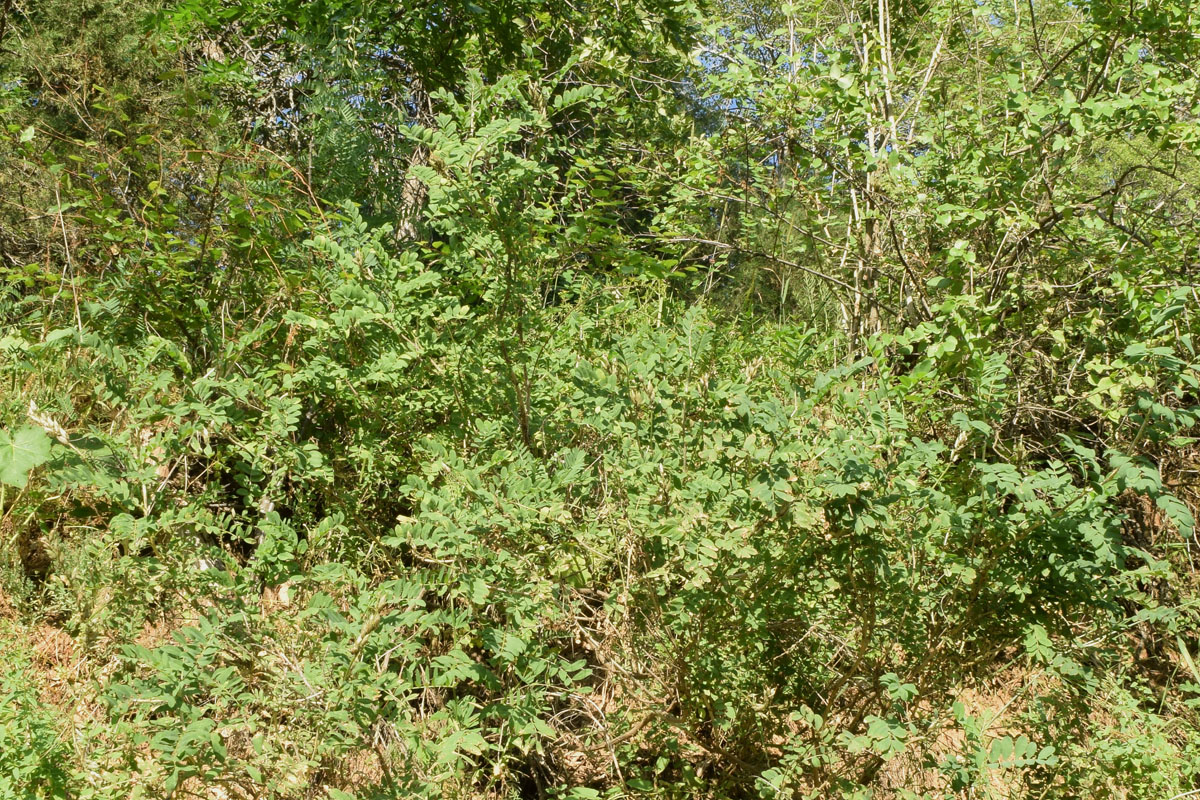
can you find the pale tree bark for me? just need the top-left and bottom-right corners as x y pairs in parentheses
(395, 79), (435, 244)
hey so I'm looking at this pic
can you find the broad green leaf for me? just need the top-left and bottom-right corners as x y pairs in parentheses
(0, 427), (52, 488)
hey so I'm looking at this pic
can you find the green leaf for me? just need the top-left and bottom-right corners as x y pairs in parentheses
(1023, 624), (1053, 663)
(0, 426), (52, 488)
(1157, 494), (1195, 537)
(1177, 635), (1200, 686)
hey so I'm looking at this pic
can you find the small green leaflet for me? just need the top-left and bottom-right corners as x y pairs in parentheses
(1156, 494), (1195, 538)
(1023, 623), (1054, 663)
(0, 426), (53, 488)
(1177, 635), (1200, 686)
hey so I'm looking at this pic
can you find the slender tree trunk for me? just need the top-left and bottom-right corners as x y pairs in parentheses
(395, 80), (434, 243)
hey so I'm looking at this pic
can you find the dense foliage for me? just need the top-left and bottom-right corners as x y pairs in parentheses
(1, 0), (1199, 797)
